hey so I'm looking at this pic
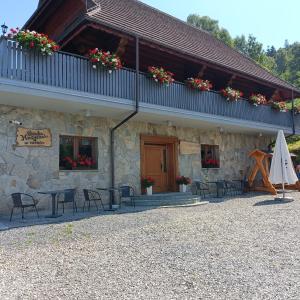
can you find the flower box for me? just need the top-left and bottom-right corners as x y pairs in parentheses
(249, 94), (267, 106)
(221, 87), (243, 101)
(185, 78), (212, 91)
(148, 66), (175, 86)
(88, 48), (122, 72)
(202, 159), (220, 169)
(9, 28), (59, 56)
(62, 155), (97, 170)
(271, 101), (288, 112)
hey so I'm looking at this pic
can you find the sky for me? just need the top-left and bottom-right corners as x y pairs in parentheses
(0, 0), (299, 49)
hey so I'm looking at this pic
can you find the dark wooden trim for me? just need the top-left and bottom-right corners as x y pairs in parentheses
(140, 135), (179, 192)
(197, 65), (207, 78)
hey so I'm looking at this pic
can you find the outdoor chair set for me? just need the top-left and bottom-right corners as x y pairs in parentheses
(193, 179), (245, 199)
(9, 185), (136, 221)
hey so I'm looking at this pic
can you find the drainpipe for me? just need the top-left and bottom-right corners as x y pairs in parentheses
(268, 89), (296, 151)
(109, 36), (140, 209)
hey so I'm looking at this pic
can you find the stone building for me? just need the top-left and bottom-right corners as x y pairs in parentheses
(0, 0), (299, 213)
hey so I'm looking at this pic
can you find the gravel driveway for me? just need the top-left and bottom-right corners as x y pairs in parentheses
(0, 193), (300, 300)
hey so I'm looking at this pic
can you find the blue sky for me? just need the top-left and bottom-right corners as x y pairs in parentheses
(1, 0), (299, 49)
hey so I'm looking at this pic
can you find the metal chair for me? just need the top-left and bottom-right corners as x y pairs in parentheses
(119, 185), (135, 207)
(224, 180), (240, 196)
(10, 193), (39, 221)
(83, 189), (105, 212)
(214, 180), (228, 198)
(57, 189), (77, 214)
(193, 181), (211, 199)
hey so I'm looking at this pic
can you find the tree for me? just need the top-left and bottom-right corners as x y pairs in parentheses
(234, 35), (248, 54)
(247, 35), (263, 62)
(187, 14), (233, 46)
(266, 46), (277, 57)
(217, 28), (234, 47)
(187, 14), (219, 35)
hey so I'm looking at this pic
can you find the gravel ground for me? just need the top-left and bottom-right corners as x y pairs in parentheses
(0, 193), (300, 300)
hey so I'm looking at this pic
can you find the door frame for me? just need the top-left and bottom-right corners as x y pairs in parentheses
(140, 135), (179, 192)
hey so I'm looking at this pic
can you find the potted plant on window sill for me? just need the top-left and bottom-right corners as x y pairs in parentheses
(176, 176), (191, 193)
(62, 155), (96, 171)
(141, 177), (155, 195)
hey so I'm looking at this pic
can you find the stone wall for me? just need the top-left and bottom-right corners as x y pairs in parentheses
(114, 122), (271, 190)
(0, 105), (271, 214)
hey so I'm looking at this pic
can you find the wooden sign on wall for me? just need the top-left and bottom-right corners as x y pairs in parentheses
(16, 128), (52, 147)
(180, 141), (200, 155)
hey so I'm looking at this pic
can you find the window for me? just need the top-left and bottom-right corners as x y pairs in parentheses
(201, 144), (220, 169)
(59, 136), (98, 170)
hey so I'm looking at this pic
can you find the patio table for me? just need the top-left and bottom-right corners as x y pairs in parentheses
(38, 189), (73, 218)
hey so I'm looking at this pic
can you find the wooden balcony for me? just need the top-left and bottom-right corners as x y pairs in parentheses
(0, 39), (297, 132)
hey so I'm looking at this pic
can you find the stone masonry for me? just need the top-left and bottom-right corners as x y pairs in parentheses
(0, 105), (271, 214)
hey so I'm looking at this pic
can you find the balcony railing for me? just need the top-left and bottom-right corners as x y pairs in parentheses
(0, 39), (296, 130)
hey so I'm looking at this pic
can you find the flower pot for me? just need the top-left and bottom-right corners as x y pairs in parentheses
(146, 186), (153, 195)
(180, 184), (187, 193)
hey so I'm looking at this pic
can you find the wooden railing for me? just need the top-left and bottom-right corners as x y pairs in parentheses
(0, 38), (295, 130)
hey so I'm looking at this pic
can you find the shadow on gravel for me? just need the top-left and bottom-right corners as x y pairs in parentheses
(254, 199), (294, 206)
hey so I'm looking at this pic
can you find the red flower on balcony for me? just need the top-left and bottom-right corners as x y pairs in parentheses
(221, 87), (243, 101)
(9, 28), (60, 56)
(271, 101), (288, 112)
(88, 48), (122, 73)
(185, 78), (212, 91)
(148, 66), (175, 86)
(249, 93), (268, 106)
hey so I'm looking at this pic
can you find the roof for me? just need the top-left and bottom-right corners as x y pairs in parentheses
(38, 0), (47, 8)
(85, 0), (298, 92)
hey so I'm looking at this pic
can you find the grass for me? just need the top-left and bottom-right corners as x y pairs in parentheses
(63, 224), (74, 236)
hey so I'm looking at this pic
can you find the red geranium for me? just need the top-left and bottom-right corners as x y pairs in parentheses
(186, 78), (212, 91)
(221, 87), (243, 101)
(88, 48), (122, 72)
(176, 176), (191, 185)
(141, 177), (155, 188)
(63, 155), (96, 169)
(249, 94), (267, 106)
(202, 159), (220, 168)
(148, 66), (175, 86)
(9, 28), (60, 56)
(271, 101), (288, 112)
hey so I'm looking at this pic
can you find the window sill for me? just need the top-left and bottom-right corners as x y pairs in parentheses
(202, 168), (220, 170)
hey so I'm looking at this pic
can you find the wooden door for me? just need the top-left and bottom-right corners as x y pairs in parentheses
(144, 144), (168, 193)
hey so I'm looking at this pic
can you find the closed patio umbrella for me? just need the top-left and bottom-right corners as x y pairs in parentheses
(269, 130), (298, 200)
